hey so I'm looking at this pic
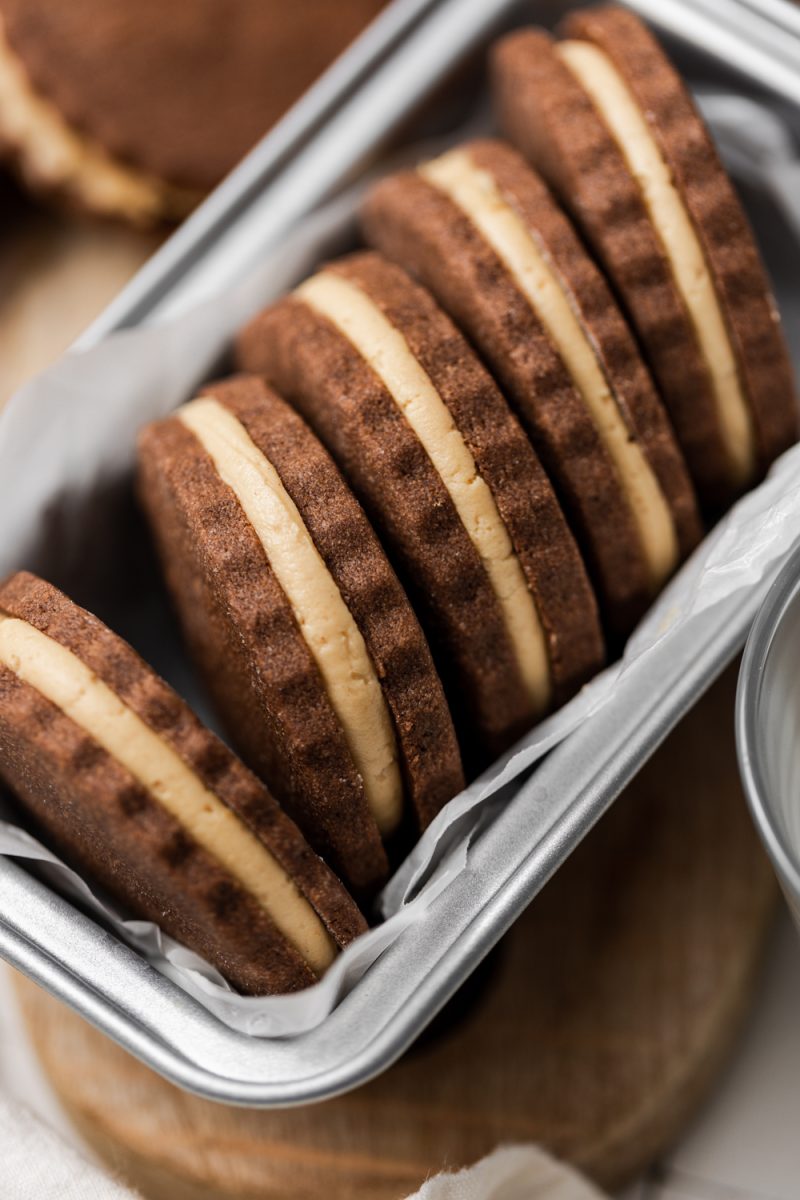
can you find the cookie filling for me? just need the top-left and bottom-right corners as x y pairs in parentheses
(420, 148), (678, 590)
(296, 271), (551, 715)
(178, 397), (403, 836)
(557, 39), (755, 488)
(0, 613), (335, 975)
(0, 17), (195, 222)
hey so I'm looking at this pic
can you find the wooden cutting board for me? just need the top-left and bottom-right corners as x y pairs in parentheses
(13, 666), (777, 1198)
(0, 180), (160, 403)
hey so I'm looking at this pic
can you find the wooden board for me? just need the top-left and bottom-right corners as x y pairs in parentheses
(14, 667), (777, 1198)
(0, 180), (158, 406)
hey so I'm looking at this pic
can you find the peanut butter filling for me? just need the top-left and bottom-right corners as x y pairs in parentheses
(558, 39), (755, 488)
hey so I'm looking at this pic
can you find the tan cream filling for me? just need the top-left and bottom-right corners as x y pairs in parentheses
(421, 148), (678, 590)
(558, 39), (755, 487)
(297, 271), (551, 714)
(178, 397), (402, 837)
(0, 17), (196, 222)
(0, 614), (335, 975)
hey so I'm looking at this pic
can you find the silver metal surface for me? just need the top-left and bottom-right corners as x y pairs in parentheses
(2, 0), (800, 1105)
(737, 541), (800, 920)
(631, 0), (800, 106)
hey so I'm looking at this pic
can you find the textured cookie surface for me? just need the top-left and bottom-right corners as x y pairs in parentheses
(0, 572), (366, 996)
(237, 253), (604, 756)
(139, 376), (463, 891)
(492, 9), (797, 507)
(361, 143), (700, 630)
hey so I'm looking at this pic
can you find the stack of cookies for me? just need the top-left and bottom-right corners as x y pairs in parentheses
(0, 7), (795, 995)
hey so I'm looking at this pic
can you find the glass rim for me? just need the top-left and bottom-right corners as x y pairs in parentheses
(737, 537), (800, 904)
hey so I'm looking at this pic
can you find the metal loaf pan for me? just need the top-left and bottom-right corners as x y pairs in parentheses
(2, 0), (800, 1104)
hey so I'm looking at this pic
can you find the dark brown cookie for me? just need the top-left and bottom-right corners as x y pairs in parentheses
(0, 571), (366, 996)
(138, 376), (463, 893)
(0, 0), (386, 222)
(492, 9), (798, 509)
(361, 141), (701, 631)
(236, 253), (604, 758)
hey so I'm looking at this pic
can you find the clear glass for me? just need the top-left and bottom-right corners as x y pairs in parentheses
(737, 541), (800, 928)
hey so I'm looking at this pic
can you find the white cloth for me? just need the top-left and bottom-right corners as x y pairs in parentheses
(406, 1146), (606, 1199)
(0, 1095), (139, 1199)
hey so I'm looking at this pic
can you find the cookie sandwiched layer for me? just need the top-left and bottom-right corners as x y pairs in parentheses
(492, 7), (798, 509)
(0, 572), (366, 995)
(361, 140), (702, 631)
(236, 252), (604, 759)
(138, 375), (463, 894)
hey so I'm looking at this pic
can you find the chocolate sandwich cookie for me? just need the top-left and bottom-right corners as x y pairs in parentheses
(492, 8), (798, 508)
(236, 252), (604, 758)
(138, 375), (463, 894)
(0, 572), (366, 995)
(361, 141), (701, 631)
(0, 0), (386, 223)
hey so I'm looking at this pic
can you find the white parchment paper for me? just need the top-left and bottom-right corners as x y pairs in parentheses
(0, 108), (799, 1037)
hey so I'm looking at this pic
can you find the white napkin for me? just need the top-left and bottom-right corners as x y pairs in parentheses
(405, 1146), (606, 1199)
(0, 1094), (139, 1199)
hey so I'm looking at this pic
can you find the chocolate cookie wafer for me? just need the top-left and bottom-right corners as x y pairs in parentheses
(236, 252), (604, 758)
(0, 0), (386, 223)
(0, 572), (366, 995)
(138, 375), (463, 894)
(361, 141), (701, 631)
(492, 7), (798, 508)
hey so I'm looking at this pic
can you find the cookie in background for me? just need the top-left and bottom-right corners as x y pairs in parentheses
(0, 0), (387, 224)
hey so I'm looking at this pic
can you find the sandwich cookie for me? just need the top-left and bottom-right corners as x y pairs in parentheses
(361, 140), (702, 631)
(492, 8), (798, 508)
(236, 252), (604, 758)
(0, 0), (386, 223)
(138, 375), (463, 894)
(0, 572), (366, 995)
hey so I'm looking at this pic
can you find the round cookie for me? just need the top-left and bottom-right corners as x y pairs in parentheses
(236, 252), (604, 759)
(492, 8), (798, 509)
(138, 375), (463, 894)
(0, 571), (366, 996)
(0, 0), (386, 223)
(361, 140), (702, 632)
